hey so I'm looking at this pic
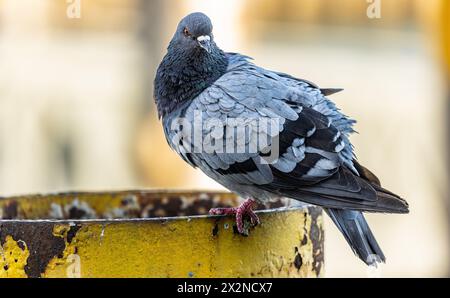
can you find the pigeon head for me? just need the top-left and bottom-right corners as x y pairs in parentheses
(170, 12), (214, 54)
(155, 12), (228, 118)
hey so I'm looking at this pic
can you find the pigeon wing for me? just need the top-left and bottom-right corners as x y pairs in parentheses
(166, 54), (406, 213)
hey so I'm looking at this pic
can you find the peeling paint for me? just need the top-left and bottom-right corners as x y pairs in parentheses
(0, 236), (29, 277)
(309, 207), (324, 276)
(0, 223), (66, 277)
(49, 203), (64, 219)
(0, 191), (324, 278)
(2, 201), (18, 220)
(64, 199), (97, 219)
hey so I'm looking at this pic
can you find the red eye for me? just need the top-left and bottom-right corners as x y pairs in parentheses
(183, 27), (190, 37)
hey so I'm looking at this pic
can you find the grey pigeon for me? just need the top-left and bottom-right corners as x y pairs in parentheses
(154, 12), (409, 266)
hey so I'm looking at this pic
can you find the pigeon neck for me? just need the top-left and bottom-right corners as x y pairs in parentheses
(155, 44), (228, 119)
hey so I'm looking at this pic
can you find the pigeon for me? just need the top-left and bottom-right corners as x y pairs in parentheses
(154, 12), (409, 265)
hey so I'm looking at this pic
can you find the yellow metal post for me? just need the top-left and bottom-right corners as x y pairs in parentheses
(0, 191), (324, 278)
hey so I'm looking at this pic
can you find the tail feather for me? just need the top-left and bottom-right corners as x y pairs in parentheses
(372, 183), (409, 212)
(326, 208), (385, 265)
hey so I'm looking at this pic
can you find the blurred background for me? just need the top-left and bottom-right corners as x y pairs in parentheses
(0, 0), (448, 277)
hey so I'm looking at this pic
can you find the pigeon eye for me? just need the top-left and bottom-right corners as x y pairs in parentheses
(183, 27), (190, 37)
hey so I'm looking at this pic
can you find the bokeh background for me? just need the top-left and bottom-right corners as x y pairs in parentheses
(0, 0), (448, 277)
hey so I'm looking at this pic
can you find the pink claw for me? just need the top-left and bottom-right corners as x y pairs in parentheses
(209, 198), (260, 234)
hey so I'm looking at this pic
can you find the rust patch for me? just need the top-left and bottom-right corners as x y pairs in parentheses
(143, 196), (183, 217)
(301, 234), (308, 245)
(2, 200), (18, 219)
(183, 197), (215, 216)
(0, 222), (66, 278)
(294, 253), (303, 270)
(212, 223), (219, 237)
(140, 193), (239, 218)
(67, 206), (86, 219)
(67, 224), (81, 244)
(309, 207), (324, 276)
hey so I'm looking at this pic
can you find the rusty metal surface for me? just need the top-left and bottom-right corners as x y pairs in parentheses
(0, 190), (324, 278)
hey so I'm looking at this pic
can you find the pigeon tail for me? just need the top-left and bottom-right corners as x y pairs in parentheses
(325, 208), (385, 265)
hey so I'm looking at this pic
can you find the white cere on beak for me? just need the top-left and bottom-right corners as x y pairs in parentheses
(196, 35), (211, 52)
(197, 35), (210, 42)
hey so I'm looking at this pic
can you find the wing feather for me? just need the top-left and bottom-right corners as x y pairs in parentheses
(165, 53), (407, 213)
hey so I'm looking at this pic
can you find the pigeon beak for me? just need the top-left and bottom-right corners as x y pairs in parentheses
(197, 35), (211, 53)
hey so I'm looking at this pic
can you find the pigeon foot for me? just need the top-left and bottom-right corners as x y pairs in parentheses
(209, 198), (260, 235)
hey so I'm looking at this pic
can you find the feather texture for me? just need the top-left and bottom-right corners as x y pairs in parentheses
(162, 54), (408, 215)
(155, 15), (409, 265)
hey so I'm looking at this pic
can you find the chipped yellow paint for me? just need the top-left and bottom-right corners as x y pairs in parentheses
(0, 193), (131, 219)
(43, 224), (79, 278)
(0, 190), (239, 220)
(39, 210), (321, 278)
(298, 211), (324, 277)
(0, 190), (323, 278)
(0, 236), (30, 278)
(53, 224), (71, 238)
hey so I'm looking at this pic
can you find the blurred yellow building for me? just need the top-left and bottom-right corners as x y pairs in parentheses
(0, 0), (448, 277)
